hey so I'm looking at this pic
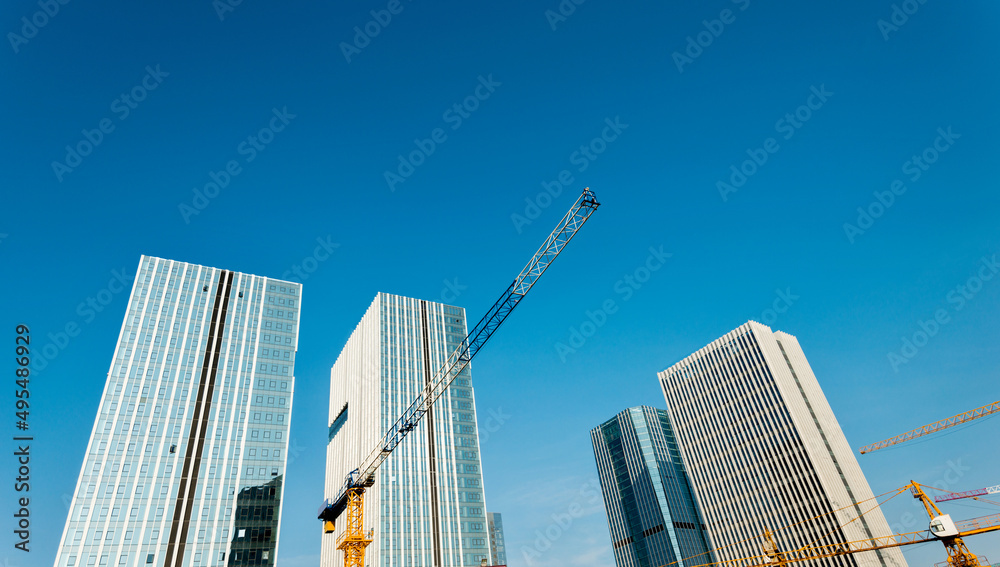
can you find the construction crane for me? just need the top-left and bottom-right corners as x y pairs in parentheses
(936, 484), (1000, 504)
(859, 400), (1000, 454)
(672, 481), (1000, 567)
(317, 187), (601, 567)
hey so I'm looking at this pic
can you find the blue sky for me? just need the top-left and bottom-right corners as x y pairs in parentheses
(2, 0), (999, 565)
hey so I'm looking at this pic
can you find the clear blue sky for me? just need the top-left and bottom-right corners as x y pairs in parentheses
(2, 1), (999, 565)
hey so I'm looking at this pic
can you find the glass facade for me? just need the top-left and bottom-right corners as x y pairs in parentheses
(53, 255), (300, 567)
(323, 293), (490, 567)
(592, 406), (712, 567)
(486, 512), (506, 566)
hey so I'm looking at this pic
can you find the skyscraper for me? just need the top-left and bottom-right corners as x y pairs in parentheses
(486, 513), (506, 566)
(658, 321), (907, 567)
(591, 406), (713, 567)
(54, 255), (301, 567)
(323, 293), (490, 567)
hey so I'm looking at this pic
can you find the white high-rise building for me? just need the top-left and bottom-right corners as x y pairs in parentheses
(658, 321), (907, 567)
(54, 255), (301, 567)
(323, 293), (491, 567)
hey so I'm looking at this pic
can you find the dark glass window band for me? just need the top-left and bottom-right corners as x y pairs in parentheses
(164, 271), (235, 567)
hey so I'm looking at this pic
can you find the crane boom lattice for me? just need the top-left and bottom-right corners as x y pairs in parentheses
(318, 188), (600, 567)
(859, 400), (1000, 454)
(935, 485), (1000, 503)
(350, 187), (599, 487)
(675, 482), (1000, 567)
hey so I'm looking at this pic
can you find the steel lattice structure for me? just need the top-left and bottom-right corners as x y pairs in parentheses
(859, 400), (1000, 454)
(319, 187), (600, 531)
(676, 484), (1000, 567)
(936, 485), (1000, 503)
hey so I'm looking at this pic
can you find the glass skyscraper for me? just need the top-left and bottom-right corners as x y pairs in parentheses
(323, 293), (490, 567)
(658, 321), (907, 567)
(591, 406), (713, 567)
(54, 255), (301, 567)
(486, 512), (506, 566)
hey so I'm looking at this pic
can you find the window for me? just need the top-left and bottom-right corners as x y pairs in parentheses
(146, 555), (154, 564)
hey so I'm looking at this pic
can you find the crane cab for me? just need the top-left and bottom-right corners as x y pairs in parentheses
(930, 514), (959, 538)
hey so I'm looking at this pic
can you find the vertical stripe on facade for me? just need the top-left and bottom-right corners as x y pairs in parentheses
(53, 257), (300, 567)
(165, 270), (232, 566)
(591, 406), (713, 567)
(323, 293), (492, 567)
(657, 322), (907, 567)
(420, 301), (444, 565)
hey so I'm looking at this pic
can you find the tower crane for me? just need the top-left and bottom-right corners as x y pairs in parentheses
(935, 484), (1000, 504)
(317, 188), (601, 567)
(859, 400), (1000, 454)
(670, 481), (1000, 567)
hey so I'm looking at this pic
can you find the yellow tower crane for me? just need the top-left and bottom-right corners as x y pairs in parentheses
(317, 188), (601, 567)
(859, 400), (1000, 454)
(662, 481), (1000, 567)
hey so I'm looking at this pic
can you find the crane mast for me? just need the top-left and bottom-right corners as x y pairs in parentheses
(318, 188), (600, 567)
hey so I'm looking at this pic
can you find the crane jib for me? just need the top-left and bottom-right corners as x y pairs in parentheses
(318, 187), (600, 524)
